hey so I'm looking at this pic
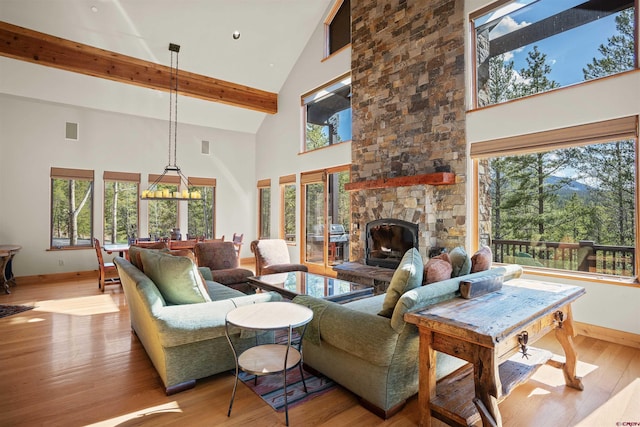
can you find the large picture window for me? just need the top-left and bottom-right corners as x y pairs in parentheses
(472, 0), (636, 108)
(187, 177), (216, 240)
(103, 171), (139, 245)
(302, 74), (352, 152)
(473, 116), (638, 280)
(50, 167), (94, 249)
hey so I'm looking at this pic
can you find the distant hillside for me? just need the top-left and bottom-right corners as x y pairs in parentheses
(547, 175), (595, 199)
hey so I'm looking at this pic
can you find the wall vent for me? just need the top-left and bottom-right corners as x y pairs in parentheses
(65, 122), (79, 140)
(201, 140), (210, 154)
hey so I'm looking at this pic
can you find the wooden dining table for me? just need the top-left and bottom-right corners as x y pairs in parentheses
(0, 244), (21, 294)
(103, 243), (130, 259)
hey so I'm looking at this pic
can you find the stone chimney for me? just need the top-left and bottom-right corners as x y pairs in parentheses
(349, 0), (467, 262)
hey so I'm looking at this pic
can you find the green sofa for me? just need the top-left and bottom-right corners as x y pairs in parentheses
(114, 254), (283, 394)
(292, 250), (523, 418)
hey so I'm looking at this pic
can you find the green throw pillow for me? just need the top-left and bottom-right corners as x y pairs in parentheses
(139, 249), (212, 305)
(378, 248), (424, 318)
(449, 246), (472, 277)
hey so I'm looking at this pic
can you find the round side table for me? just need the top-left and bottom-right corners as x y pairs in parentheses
(225, 301), (313, 426)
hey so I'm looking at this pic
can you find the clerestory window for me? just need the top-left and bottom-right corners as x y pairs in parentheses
(302, 74), (352, 152)
(472, 0), (636, 108)
(325, 0), (351, 57)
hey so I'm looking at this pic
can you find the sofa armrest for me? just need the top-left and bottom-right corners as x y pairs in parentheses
(263, 264), (308, 274)
(198, 266), (213, 281)
(154, 291), (282, 347)
(293, 295), (400, 367)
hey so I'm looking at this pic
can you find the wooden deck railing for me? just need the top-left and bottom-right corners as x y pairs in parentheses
(492, 239), (635, 277)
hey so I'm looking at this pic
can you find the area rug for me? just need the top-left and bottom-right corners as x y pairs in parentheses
(236, 367), (337, 412)
(0, 304), (34, 319)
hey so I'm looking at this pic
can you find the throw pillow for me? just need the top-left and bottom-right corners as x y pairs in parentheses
(471, 246), (492, 273)
(378, 248), (424, 318)
(140, 249), (211, 305)
(423, 258), (453, 284)
(434, 252), (451, 265)
(449, 246), (472, 278)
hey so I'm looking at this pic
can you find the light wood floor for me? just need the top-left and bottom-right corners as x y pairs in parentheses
(1, 277), (639, 427)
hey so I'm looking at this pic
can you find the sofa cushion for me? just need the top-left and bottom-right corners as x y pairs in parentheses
(140, 249), (212, 305)
(167, 249), (197, 264)
(471, 246), (492, 273)
(378, 248), (423, 318)
(424, 257), (453, 284)
(449, 246), (472, 277)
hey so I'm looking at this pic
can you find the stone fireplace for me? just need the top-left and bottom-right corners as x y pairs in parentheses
(348, 0), (467, 263)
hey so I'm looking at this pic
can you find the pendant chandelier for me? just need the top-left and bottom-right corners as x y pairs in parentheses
(141, 43), (201, 201)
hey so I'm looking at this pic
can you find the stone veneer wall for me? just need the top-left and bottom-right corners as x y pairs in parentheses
(349, 0), (467, 262)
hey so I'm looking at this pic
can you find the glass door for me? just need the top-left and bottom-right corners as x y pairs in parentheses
(301, 166), (350, 275)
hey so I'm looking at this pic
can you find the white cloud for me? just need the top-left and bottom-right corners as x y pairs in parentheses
(490, 15), (531, 39)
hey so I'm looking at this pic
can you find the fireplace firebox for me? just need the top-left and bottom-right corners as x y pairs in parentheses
(365, 219), (419, 269)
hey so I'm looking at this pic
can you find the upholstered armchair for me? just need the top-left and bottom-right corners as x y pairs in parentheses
(194, 241), (254, 292)
(250, 239), (308, 276)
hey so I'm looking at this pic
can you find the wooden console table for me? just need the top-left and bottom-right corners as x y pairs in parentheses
(405, 278), (585, 427)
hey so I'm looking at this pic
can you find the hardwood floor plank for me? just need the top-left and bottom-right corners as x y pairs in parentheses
(1, 279), (638, 426)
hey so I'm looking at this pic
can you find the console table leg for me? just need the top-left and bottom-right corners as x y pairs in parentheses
(554, 306), (584, 391)
(418, 329), (437, 427)
(474, 347), (502, 427)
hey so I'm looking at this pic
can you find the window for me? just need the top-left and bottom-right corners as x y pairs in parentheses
(302, 74), (352, 152)
(472, 0), (636, 108)
(325, 0), (350, 56)
(280, 175), (297, 243)
(103, 171), (139, 245)
(187, 177), (216, 239)
(258, 179), (271, 239)
(473, 116), (639, 280)
(147, 173), (178, 239)
(50, 167), (94, 249)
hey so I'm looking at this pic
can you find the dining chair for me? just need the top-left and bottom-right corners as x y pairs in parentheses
(232, 233), (244, 260)
(93, 238), (122, 292)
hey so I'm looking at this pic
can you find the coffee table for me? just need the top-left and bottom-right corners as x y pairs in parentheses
(247, 271), (374, 303)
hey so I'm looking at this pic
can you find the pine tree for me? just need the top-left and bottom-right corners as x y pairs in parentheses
(583, 9), (634, 79)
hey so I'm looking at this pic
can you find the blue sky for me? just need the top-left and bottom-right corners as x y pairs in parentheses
(479, 0), (627, 87)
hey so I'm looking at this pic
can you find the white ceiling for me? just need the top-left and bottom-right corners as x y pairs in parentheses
(0, 0), (334, 132)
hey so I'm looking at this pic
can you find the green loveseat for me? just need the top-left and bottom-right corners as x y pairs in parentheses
(114, 253), (282, 394)
(292, 249), (523, 418)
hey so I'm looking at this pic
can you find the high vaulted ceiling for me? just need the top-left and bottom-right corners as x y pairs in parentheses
(0, 0), (334, 132)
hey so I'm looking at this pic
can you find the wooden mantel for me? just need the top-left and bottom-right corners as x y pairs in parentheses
(344, 172), (455, 191)
(0, 21), (278, 114)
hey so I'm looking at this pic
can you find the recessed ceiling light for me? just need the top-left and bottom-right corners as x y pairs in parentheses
(232, 31), (241, 40)
(90, 6), (98, 12)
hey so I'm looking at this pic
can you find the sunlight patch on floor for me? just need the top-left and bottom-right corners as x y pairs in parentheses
(85, 401), (183, 426)
(527, 356), (599, 388)
(575, 378), (640, 426)
(33, 294), (120, 316)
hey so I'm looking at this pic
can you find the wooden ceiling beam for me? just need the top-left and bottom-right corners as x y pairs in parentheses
(0, 21), (278, 114)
